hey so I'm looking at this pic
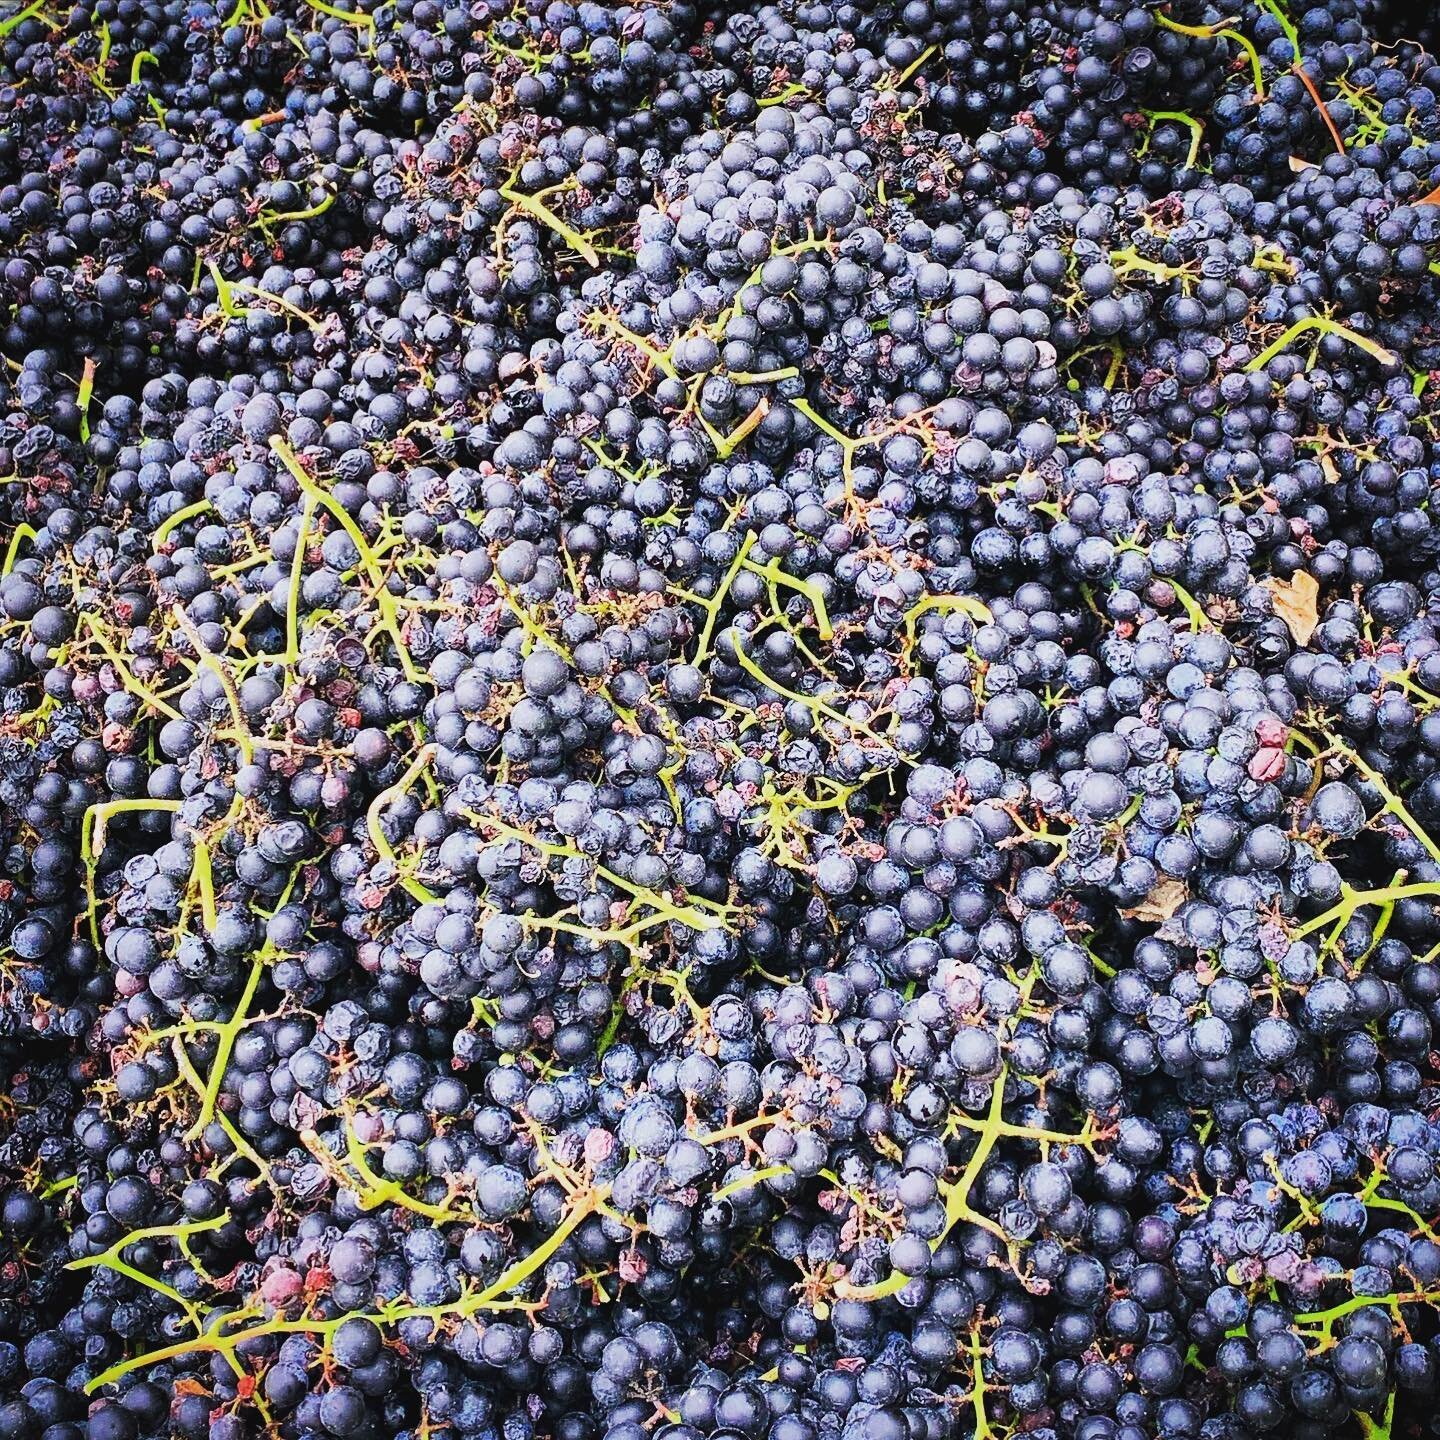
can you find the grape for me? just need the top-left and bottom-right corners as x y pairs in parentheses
(4, 0), (1440, 1437)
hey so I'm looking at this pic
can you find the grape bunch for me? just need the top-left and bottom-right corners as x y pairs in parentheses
(5, 0), (1440, 1439)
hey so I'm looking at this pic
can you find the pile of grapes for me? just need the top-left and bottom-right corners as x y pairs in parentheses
(5, 0), (1440, 1436)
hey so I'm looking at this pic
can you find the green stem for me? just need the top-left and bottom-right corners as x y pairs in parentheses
(499, 185), (599, 266)
(902, 592), (994, 655)
(1141, 110), (1205, 170)
(85, 1182), (608, 1392)
(1255, 0), (1299, 62)
(367, 744), (439, 903)
(731, 629), (895, 754)
(1322, 731), (1440, 868)
(68, 1216), (229, 1335)
(301, 0), (372, 24)
(0, 0), (58, 37)
(2, 524), (37, 577)
(1168, 580), (1211, 631)
(693, 530), (757, 668)
(77, 614), (185, 721)
(183, 872), (297, 1141)
(271, 438), (423, 683)
(82, 800), (184, 946)
(229, 279), (325, 332)
(711, 1165), (791, 1202)
(1246, 315), (1397, 372)
(1292, 879), (1438, 939)
(153, 499), (214, 548)
(838, 1065), (1013, 1300)
(742, 551), (835, 640)
(969, 1328), (996, 1440)
(262, 190), (335, 224)
(1293, 1289), (1440, 1341)
(77, 357), (97, 443)
(1155, 10), (1265, 96)
(895, 42), (936, 86)
(463, 810), (730, 930)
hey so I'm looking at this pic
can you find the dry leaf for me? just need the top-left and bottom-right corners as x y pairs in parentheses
(1263, 571), (1320, 646)
(1288, 155), (1318, 173)
(1121, 877), (1189, 923)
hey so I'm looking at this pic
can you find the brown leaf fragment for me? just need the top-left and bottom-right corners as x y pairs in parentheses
(1121, 877), (1189, 923)
(1263, 571), (1320, 646)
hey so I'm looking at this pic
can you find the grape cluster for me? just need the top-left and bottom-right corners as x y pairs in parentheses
(4, 1), (1440, 1439)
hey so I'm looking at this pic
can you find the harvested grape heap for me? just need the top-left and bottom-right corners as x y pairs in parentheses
(8, 0), (1440, 1436)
